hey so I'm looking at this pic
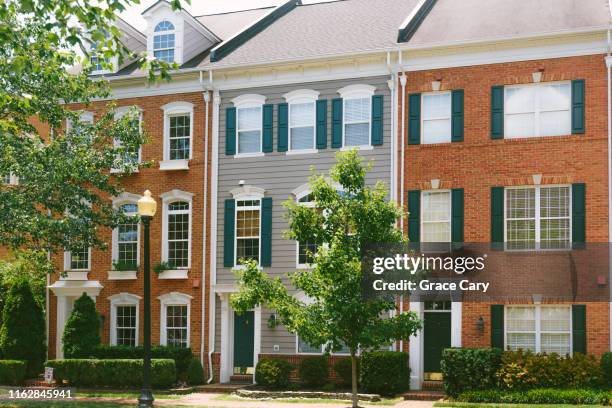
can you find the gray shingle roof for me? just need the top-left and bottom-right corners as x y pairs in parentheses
(197, 7), (274, 41)
(406, 0), (611, 47)
(209, 0), (422, 67)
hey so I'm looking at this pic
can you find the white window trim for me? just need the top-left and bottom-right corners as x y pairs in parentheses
(504, 304), (572, 354)
(63, 247), (92, 273)
(109, 293), (141, 346)
(2, 173), (18, 185)
(110, 192), (141, 275)
(420, 189), (452, 243)
(338, 84), (375, 150)
(160, 101), (193, 170)
(284, 90), (319, 154)
(421, 91), (452, 145)
(230, 186), (265, 268)
(89, 39), (119, 75)
(145, 12), (184, 65)
(504, 184), (572, 251)
(232, 94), (266, 158)
(66, 111), (94, 131)
(504, 81), (572, 139)
(112, 107), (142, 173)
(158, 292), (192, 347)
(295, 188), (317, 269)
(160, 190), (194, 270)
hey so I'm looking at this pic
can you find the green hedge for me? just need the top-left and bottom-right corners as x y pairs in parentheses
(299, 356), (328, 387)
(45, 359), (176, 388)
(457, 388), (612, 405)
(602, 352), (612, 386)
(87, 345), (192, 377)
(0, 360), (26, 385)
(186, 358), (204, 385)
(359, 351), (409, 396)
(255, 358), (293, 389)
(441, 348), (502, 397)
(333, 358), (357, 387)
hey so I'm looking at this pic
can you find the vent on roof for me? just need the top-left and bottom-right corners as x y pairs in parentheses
(210, 0), (301, 62)
(397, 0), (437, 43)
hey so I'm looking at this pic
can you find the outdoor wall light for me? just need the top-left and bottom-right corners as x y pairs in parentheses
(268, 313), (279, 329)
(477, 316), (485, 334)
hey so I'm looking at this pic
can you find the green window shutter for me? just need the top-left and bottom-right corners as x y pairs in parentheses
(451, 188), (464, 245)
(226, 107), (236, 155)
(371, 94), (384, 146)
(262, 104), (273, 153)
(316, 99), (327, 149)
(572, 183), (586, 249)
(491, 86), (504, 139)
(571, 79), (585, 134)
(491, 304), (504, 349)
(451, 90), (464, 142)
(572, 304), (587, 354)
(260, 197), (273, 267)
(223, 199), (236, 267)
(408, 93), (421, 145)
(407, 190), (420, 243)
(331, 98), (343, 148)
(277, 103), (288, 152)
(491, 187), (504, 250)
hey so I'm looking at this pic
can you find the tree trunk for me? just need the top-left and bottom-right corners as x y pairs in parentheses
(351, 351), (358, 408)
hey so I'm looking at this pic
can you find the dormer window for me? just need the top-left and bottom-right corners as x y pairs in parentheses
(153, 20), (176, 63)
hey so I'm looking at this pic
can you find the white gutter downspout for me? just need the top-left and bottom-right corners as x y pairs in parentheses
(200, 70), (211, 368)
(207, 74), (220, 384)
(398, 50), (408, 353)
(606, 29), (612, 351)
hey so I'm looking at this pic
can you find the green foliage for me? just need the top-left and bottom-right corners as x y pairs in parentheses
(186, 358), (204, 385)
(231, 150), (422, 406)
(153, 261), (175, 274)
(45, 359), (176, 388)
(496, 350), (604, 390)
(359, 351), (410, 396)
(299, 356), (328, 387)
(333, 357), (358, 387)
(0, 251), (49, 314)
(601, 352), (612, 386)
(62, 293), (100, 358)
(441, 348), (503, 397)
(0, 360), (27, 385)
(111, 260), (138, 271)
(255, 358), (293, 389)
(0, 280), (45, 377)
(87, 345), (193, 378)
(457, 388), (612, 405)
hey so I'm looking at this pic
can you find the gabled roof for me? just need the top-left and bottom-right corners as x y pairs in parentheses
(208, 0), (423, 67)
(196, 7), (274, 41)
(401, 0), (611, 47)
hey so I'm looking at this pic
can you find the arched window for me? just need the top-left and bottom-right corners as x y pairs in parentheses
(153, 20), (175, 63)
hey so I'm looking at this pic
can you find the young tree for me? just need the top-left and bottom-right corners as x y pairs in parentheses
(62, 293), (100, 358)
(232, 150), (422, 407)
(0, 279), (45, 377)
(0, 0), (184, 256)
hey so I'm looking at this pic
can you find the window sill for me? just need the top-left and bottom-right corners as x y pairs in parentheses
(107, 270), (138, 280)
(110, 167), (140, 174)
(60, 271), (90, 280)
(157, 269), (189, 279)
(232, 264), (262, 271)
(341, 145), (374, 151)
(234, 152), (265, 159)
(159, 159), (190, 171)
(286, 149), (318, 156)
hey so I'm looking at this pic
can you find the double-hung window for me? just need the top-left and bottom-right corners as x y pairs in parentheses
(296, 193), (317, 267)
(237, 107), (262, 154)
(161, 102), (193, 170)
(296, 336), (351, 355)
(166, 305), (188, 347)
(506, 305), (571, 355)
(422, 92), (451, 144)
(236, 199), (260, 265)
(166, 201), (190, 268)
(153, 20), (175, 63)
(115, 305), (137, 346)
(505, 186), (570, 250)
(115, 203), (139, 270)
(505, 82), (571, 138)
(421, 191), (451, 243)
(284, 90), (318, 152)
(344, 97), (371, 147)
(69, 247), (90, 271)
(113, 107), (142, 170)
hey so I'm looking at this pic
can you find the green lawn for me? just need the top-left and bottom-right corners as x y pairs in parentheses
(215, 394), (401, 405)
(435, 402), (608, 408)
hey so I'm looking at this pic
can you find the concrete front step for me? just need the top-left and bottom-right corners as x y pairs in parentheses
(422, 380), (443, 390)
(229, 374), (253, 384)
(402, 390), (445, 401)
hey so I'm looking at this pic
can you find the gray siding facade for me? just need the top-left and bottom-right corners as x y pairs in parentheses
(215, 76), (393, 355)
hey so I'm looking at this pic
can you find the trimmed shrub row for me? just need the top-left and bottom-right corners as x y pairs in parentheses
(255, 358), (293, 389)
(0, 360), (26, 385)
(45, 359), (176, 388)
(441, 348), (502, 397)
(360, 351), (409, 396)
(457, 388), (612, 405)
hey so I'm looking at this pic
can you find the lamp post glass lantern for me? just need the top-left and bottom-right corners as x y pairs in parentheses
(137, 190), (156, 408)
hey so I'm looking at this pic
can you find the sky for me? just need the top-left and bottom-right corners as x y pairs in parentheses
(120, 0), (326, 31)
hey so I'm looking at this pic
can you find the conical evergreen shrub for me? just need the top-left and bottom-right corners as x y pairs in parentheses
(62, 292), (100, 358)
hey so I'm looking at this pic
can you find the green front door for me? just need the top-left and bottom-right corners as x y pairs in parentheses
(233, 311), (255, 371)
(423, 312), (451, 373)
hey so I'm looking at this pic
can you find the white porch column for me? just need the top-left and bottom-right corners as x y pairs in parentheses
(451, 302), (462, 347)
(409, 301), (424, 390)
(55, 296), (68, 359)
(253, 306), (262, 384)
(219, 293), (231, 383)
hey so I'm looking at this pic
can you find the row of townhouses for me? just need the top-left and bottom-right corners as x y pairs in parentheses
(28, 0), (612, 390)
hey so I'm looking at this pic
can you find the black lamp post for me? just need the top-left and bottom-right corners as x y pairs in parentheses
(137, 190), (157, 408)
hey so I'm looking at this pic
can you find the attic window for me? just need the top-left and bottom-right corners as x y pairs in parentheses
(153, 20), (176, 63)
